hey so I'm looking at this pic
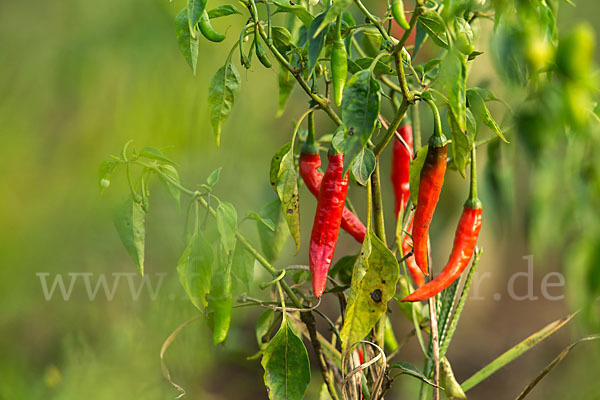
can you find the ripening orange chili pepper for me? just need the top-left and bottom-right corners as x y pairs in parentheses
(412, 99), (448, 275)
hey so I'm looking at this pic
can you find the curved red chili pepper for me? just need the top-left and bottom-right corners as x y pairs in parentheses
(299, 152), (366, 243)
(412, 143), (447, 275)
(309, 153), (349, 298)
(391, 125), (413, 218)
(402, 205), (482, 302)
(402, 218), (425, 287)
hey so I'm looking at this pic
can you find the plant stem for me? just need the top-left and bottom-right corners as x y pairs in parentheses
(412, 101), (422, 150)
(371, 162), (386, 244)
(373, 97), (409, 157)
(353, 0), (393, 43)
(301, 312), (341, 400)
(428, 297), (440, 400)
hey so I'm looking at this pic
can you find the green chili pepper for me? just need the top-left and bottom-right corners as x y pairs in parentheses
(199, 10), (225, 43)
(255, 37), (272, 68)
(330, 18), (347, 107)
(391, 0), (410, 30)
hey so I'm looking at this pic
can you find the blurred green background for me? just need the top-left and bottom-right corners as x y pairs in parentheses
(1, 0), (599, 399)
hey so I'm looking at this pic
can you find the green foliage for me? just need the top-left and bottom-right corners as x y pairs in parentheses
(261, 319), (311, 400)
(208, 59), (241, 146)
(113, 197), (146, 275)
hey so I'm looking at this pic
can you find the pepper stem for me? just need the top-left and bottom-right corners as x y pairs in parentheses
(423, 97), (446, 147)
(335, 15), (342, 39)
(301, 110), (319, 154)
(467, 146), (482, 209)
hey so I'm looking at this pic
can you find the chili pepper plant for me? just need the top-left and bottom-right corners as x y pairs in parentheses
(99, 0), (600, 398)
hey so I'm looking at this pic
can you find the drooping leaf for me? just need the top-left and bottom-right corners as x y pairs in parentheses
(270, 142), (292, 190)
(448, 108), (476, 177)
(175, 9), (199, 74)
(216, 201), (238, 254)
(113, 197), (146, 275)
(313, 0), (352, 37)
(413, 21), (428, 57)
(157, 164), (181, 206)
(247, 211), (276, 232)
(208, 60), (241, 146)
(441, 357), (466, 399)
(467, 88), (509, 143)
(418, 10), (449, 48)
(439, 49), (467, 131)
(262, 319), (311, 400)
(207, 5), (241, 19)
(257, 198), (290, 263)
(409, 145), (428, 206)
(177, 231), (214, 310)
(207, 244), (234, 344)
(275, 149), (301, 252)
(256, 309), (276, 348)
(341, 70), (381, 173)
(231, 240), (255, 294)
(188, 0), (208, 30)
(340, 231), (399, 352)
(277, 67), (295, 118)
(140, 146), (175, 164)
(351, 147), (376, 186)
(307, 9), (330, 77)
(271, 0), (313, 27)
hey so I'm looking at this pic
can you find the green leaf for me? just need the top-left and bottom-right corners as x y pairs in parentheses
(348, 57), (396, 76)
(448, 108), (476, 177)
(441, 357), (466, 399)
(157, 164), (181, 206)
(351, 147), (376, 186)
(313, 0), (352, 38)
(271, 0), (313, 27)
(418, 10), (449, 48)
(247, 211), (276, 232)
(277, 67), (295, 118)
(206, 167), (222, 189)
(232, 241), (255, 294)
(257, 198), (290, 263)
(256, 309), (276, 347)
(413, 22), (428, 57)
(207, 5), (241, 19)
(270, 142), (292, 190)
(408, 145), (428, 206)
(467, 88), (509, 143)
(177, 231), (214, 310)
(262, 319), (311, 400)
(113, 197), (146, 275)
(188, 0), (208, 30)
(329, 254), (358, 285)
(216, 201), (238, 254)
(275, 149), (301, 252)
(209, 60), (241, 147)
(439, 49), (467, 131)
(461, 313), (577, 392)
(341, 70), (381, 173)
(207, 244), (234, 344)
(175, 9), (199, 74)
(98, 158), (118, 191)
(390, 362), (438, 387)
(340, 231), (399, 352)
(140, 146), (175, 164)
(272, 26), (293, 50)
(307, 10), (330, 77)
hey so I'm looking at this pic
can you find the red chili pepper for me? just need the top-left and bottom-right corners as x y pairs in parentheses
(299, 114), (366, 243)
(403, 147), (482, 302)
(309, 152), (349, 298)
(391, 124), (413, 218)
(412, 99), (448, 275)
(402, 206), (482, 302)
(402, 219), (425, 287)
